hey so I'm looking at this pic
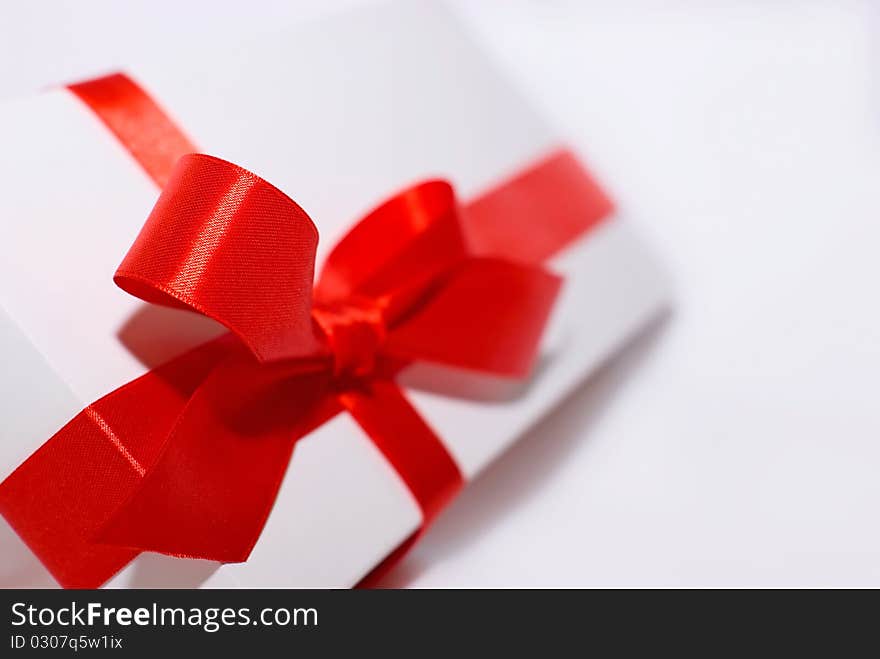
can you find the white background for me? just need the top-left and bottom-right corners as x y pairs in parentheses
(2, 0), (879, 587)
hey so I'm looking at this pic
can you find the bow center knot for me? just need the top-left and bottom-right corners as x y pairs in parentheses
(312, 297), (387, 378)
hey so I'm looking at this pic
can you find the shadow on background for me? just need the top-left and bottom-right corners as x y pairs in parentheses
(375, 312), (670, 587)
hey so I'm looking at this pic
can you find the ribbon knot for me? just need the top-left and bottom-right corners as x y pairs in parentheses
(313, 297), (387, 379)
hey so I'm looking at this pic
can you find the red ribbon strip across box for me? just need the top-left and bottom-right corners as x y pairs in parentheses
(0, 74), (614, 588)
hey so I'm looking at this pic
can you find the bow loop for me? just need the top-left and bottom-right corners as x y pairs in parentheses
(114, 154), (324, 363)
(384, 258), (562, 377)
(315, 180), (469, 324)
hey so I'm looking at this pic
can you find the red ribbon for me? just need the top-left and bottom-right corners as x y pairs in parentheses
(0, 74), (613, 588)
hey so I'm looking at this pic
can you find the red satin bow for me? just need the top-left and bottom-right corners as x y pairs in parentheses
(0, 74), (614, 588)
(0, 153), (565, 588)
(103, 152), (561, 558)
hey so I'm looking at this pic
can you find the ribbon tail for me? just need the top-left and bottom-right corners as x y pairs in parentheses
(340, 380), (463, 525)
(95, 352), (335, 564)
(0, 336), (233, 588)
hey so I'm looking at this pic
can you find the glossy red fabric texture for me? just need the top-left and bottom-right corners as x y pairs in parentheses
(0, 73), (614, 588)
(68, 73), (197, 188)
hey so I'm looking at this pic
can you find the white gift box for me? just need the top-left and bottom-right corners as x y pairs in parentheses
(0, 0), (670, 588)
